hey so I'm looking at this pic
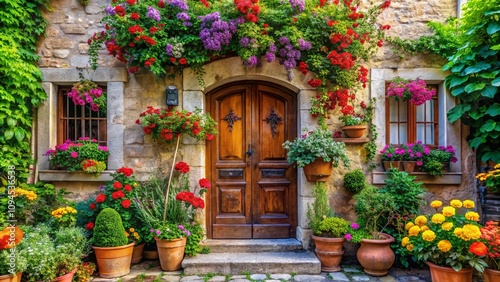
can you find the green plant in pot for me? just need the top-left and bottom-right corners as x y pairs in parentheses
(283, 128), (350, 182)
(307, 182), (349, 272)
(353, 185), (397, 276)
(91, 208), (134, 278)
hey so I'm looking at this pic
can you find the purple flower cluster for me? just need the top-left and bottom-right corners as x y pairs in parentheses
(244, 55), (258, 67)
(240, 37), (249, 47)
(177, 12), (192, 26)
(277, 36), (301, 70)
(288, 0), (305, 12)
(104, 4), (116, 15)
(67, 85), (103, 112)
(298, 38), (312, 51)
(147, 6), (161, 21)
(178, 224), (191, 236)
(199, 12), (238, 51)
(170, 0), (189, 11)
(265, 42), (277, 63)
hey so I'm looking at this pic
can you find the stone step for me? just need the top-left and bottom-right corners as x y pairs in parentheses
(181, 251), (321, 275)
(200, 238), (303, 253)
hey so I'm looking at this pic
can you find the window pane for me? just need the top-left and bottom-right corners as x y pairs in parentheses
(399, 101), (407, 122)
(416, 124), (425, 142)
(390, 99), (399, 122)
(390, 124), (399, 144)
(426, 100), (434, 122)
(399, 124), (408, 143)
(426, 124), (434, 144)
(416, 104), (424, 122)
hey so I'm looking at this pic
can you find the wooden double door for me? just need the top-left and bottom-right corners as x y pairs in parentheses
(206, 82), (297, 239)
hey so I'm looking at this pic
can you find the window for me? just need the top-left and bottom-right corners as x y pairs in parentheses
(385, 84), (438, 146)
(57, 86), (107, 145)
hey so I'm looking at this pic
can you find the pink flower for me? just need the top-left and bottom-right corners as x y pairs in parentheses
(71, 151), (78, 158)
(344, 233), (353, 241)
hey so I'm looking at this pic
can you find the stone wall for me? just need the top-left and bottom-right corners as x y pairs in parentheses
(36, 0), (478, 247)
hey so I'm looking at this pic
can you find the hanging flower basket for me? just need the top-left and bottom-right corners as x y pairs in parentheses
(387, 77), (436, 106)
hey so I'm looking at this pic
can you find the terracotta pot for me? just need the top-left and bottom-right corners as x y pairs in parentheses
(143, 250), (159, 260)
(302, 158), (333, 182)
(484, 268), (500, 282)
(92, 241), (135, 278)
(341, 125), (367, 138)
(54, 269), (77, 282)
(356, 233), (395, 276)
(383, 161), (402, 171)
(311, 235), (345, 272)
(131, 242), (145, 264)
(155, 237), (186, 271)
(426, 261), (473, 282)
(0, 272), (21, 282)
(402, 161), (421, 172)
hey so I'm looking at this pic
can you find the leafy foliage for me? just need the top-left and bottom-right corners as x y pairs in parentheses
(0, 0), (48, 184)
(343, 169), (365, 194)
(92, 208), (129, 247)
(354, 185), (396, 238)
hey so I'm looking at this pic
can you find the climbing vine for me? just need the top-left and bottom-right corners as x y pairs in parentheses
(0, 0), (49, 184)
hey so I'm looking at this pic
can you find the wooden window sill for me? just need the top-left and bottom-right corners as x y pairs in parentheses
(39, 170), (113, 182)
(372, 171), (462, 185)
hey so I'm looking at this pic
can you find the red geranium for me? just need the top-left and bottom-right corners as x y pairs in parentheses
(470, 241), (488, 257)
(113, 181), (123, 189)
(191, 197), (205, 209)
(112, 190), (125, 199)
(117, 167), (134, 177)
(124, 184), (132, 192)
(121, 199), (131, 208)
(85, 222), (95, 230)
(176, 191), (195, 202)
(89, 202), (96, 210)
(96, 193), (106, 203)
(175, 161), (190, 174)
(199, 178), (211, 189)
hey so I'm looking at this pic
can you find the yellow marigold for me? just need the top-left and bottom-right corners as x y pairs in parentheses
(450, 199), (462, 208)
(405, 222), (415, 230)
(415, 215), (427, 227)
(442, 206), (456, 217)
(406, 244), (414, 252)
(401, 237), (410, 247)
(14, 188), (38, 201)
(437, 240), (452, 252)
(431, 213), (445, 224)
(420, 225), (429, 232)
(430, 200), (442, 209)
(456, 224), (481, 241)
(409, 225), (421, 237)
(476, 172), (486, 179)
(465, 211), (480, 221)
(442, 222), (453, 231)
(129, 228), (135, 232)
(454, 227), (463, 237)
(463, 200), (475, 209)
(422, 230), (436, 242)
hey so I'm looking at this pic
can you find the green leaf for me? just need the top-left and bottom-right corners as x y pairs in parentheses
(447, 104), (471, 123)
(492, 77), (500, 87)
(469, 110), (484, 120)
(4, 129), (14, 140)
(480, 120), (497, 132)
(479, 70), (499, 79)
(442, 61), (454, 71)
(481, 85), (497, 98)
(451, 63), (465, 73)
(13, 127), (25, 143)
(464, 62), (491, 75)
(487, 22), (500, 35)
(486, 104), (500, 117)
(448, 76), (469, 88)
(465, 82), (485, 93)
(6, 117), (16, 128)
(451, 86), (465, 97)
(492, 44), (500, 51)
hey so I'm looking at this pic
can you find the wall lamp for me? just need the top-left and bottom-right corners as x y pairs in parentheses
(166, 86), (178, 106)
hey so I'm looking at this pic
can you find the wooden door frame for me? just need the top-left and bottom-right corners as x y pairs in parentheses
(205, 80), (298, 239)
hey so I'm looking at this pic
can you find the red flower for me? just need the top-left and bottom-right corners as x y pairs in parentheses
(192, 197), (205, 209)
(121, 199), (131, 208)
(96, 193), (106, 203)
(127, 0), (136, 5)
(206, 134), (214, 141)
(469, 242), (488, 256)
(380, 0), (391, 9)
(128, 66), (139, 73)
(170, 57), (176, 63)
(308, 78), (322, 88)
(113, 181), (123, 189)
(179, 58), (187, 65)
(192, 126), (201, 136)
(158, 0), (165, 8)
(377, 39), (384, 47)
(115, 6), (126, 17)
(128, 25), (143, 34)
(199, 178), (211, 189)
(200, 0), (210, 7)
(89, 202), (96, 210)
(112, 190), (125, 199)
(176, 191), (195, 202)
(130, 12), (140, 20)
(160, 128), (173, 140)
(117, 167), (134, 177)
(175, 162), (190, 174)
(124, 184), (133, 192)
(85, 222), (95, 230)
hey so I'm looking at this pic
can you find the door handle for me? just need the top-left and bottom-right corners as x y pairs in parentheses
(246, 144), (254, 156)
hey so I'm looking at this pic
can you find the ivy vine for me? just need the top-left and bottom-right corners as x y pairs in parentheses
(0, 0), (49, 184)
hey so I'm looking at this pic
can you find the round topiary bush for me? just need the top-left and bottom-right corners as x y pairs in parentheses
(92, 208), (128, 247)
(343, 169), (366, 194)
(317, 217), (349, 238)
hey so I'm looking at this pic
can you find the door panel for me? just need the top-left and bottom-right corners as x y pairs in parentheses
(207, 82), (297, 239)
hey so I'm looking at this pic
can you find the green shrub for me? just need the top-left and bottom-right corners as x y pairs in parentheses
(422, 159), (444, 176)
(354, 185), (395, 238)
(92, 208), (128, 247)
(316, 217), (349, 238)
(307, 182), (334, 234)
(343, 169), (366, 194)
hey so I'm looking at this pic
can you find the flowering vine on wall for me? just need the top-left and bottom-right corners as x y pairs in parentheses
(89, 0), (392, 124)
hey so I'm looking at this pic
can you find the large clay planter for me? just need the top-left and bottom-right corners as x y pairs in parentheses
(54, 269), (77, 282)
(341, 125), (367, 138)
(92, 241), (135, 278)
(311, 235), (345, 272)
(131, 242), (145, 264)
(356, 233), (395, 276)
(155, 237), (186, 271)
(302, 159), (333, 182)
(483, 268), (500, 282)
(0, 272), (21, 282)
(426, 261), (473, 282)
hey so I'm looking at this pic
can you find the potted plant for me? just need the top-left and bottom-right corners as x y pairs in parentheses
(387, 77), (436, 106)
(380, 144), (403, 171)
(338, 100), (373, 138)
(91, 208), (135, 278)
(421, 145), (458, 176)
(353, 185), (396, 276)
(282, 128), (350, 182)
(0, 226), (25, 282)
(398, 141), (431, 172)
(476, 221), (500, 282)
(476, 164), (500, 193)
(67, 78), (106, 114)
(343, 169), (366, 194)
(44, 137), (109, 176)
(307, 182), (350, 272)
(52, 227), (88, 282)
(403, 199), (487, 282)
